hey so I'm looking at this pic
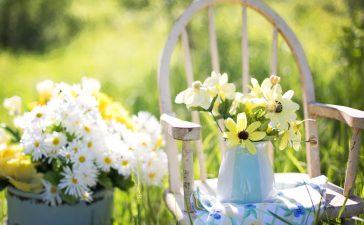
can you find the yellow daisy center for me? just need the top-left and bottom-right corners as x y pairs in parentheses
(78, 155), (86, 163)
(52, 137), (60, 145)
(36, 112), (43, 118)
(50, 186), (58, 194)
(71, 177), (78, 184)
(148, 172), (156, 180)
(87, 142), (93, 149)
(104, 157), (112, 165)
(121, 160), (129, 166)
(34, 141), (40, 148)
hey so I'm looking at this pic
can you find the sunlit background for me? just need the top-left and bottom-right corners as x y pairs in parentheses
(0, 0), (363, 223)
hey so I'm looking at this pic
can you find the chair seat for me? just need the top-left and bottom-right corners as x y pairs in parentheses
(164, 173), (364, 224)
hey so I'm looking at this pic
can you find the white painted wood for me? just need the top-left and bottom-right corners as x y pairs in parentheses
(192, 112), (207, 181)
(161, 114), (201, 141)
(181, 30), (207, 181)
(182, 141), (195, 213)
(343, 128), (362, 196)
(241, 5), (249, 93)
(309, 102), (364, 129)
(271, 26), (278, 76)
(208, 6), (220, 73)
(164, 134), (182, 193)
(181, 29), (194, 85)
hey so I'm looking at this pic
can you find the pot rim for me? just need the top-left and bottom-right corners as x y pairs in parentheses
(7, 185), (113, 201)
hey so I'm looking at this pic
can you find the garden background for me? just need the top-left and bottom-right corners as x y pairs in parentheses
(0, 0), (363, 224)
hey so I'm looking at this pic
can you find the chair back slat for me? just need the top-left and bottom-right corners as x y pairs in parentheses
(271, 26), (278, 76)
(208, 6), (226, 156)
(208, 6), (220, 73)
(181, 29), (207, 181)
(241, 5), (249, 93)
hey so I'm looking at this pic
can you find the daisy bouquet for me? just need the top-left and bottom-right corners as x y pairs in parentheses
(175, 71), (303, 154)
(0, 78), (167, 206)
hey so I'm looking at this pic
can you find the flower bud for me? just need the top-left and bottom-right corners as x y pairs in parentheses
(269, 75), (281, 85)
(192, 81), (203, 90)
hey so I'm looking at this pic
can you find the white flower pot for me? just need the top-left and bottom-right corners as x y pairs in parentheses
(216, 141), (276, 203)
(6, 186), (114, 225)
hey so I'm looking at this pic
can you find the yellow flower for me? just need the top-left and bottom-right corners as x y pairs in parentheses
(279, 121), (303, 151)
(224, 113), (266, 154)
(0, 145), (43, 193)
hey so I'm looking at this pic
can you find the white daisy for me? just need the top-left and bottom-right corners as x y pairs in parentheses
(41, 180), (62, 206)
(59, 167), (89, 198)
(3, 96), (22, 116)
(81, 77), (101, 96)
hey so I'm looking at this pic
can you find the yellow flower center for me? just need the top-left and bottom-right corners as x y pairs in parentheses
(141, 142), (147, 147)
(87, 142), (93, 149)
(84, 126), (91, 133)
(50, 186), (58, 194)
(71, 177), (78, 184)
(34, 141), (40, 148)
(52, 138), (60, 145)
(73, 147), (79, 152)
(79, 156), (86, 163)
(148, 172), (156, 180)
(238, 131), (249, 140)
(104, 157), (112, 165)
(36, 112), (43, 118)
(121, 160), (129, 166)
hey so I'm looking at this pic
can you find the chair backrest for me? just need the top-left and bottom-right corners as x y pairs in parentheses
(158, 0), (320, 193)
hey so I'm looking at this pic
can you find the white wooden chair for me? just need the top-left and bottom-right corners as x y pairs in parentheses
(158, 0), (364, 224)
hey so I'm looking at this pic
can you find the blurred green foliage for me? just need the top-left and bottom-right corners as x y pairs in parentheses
(0, 0), (80, 51)
(0, 0), (363, 224)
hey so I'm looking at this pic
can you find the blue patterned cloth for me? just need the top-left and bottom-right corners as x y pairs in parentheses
(190, 176), (327, 225)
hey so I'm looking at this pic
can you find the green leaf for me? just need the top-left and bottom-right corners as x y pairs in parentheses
(109, 169), (134, 191)
(60, 192), (77, 205)
(1, 123), (21, 142)
(98, 172), (113, 189)
(44, 170), (62, 186)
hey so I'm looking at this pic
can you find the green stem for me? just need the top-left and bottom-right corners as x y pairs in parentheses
(210, 112), (223, 133)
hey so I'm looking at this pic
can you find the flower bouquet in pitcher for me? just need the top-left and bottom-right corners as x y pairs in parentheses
(175, 72), (303, 203)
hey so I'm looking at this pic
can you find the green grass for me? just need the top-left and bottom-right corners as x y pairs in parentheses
(0, 0), (363, 224)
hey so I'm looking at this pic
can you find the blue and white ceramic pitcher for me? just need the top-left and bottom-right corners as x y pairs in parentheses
(216, 141), (276, 204)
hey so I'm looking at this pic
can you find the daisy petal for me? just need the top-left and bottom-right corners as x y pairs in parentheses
(245, 140), (256, 155)
(237, 113), (247, 131)
(246, 121), (261, 133)
(249, 131), (266, 141)
(224, 118), (237, 133)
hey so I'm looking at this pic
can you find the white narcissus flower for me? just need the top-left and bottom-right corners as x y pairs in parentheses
(175, 81), (211, 110)
(203, 71), (236, 100)
(41, 180), (62, 206)
(265, 85), (299, 130)
(3, 96), (22, 116)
